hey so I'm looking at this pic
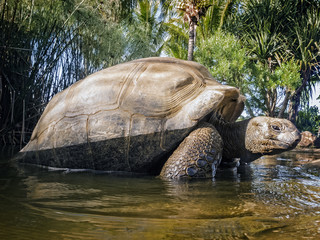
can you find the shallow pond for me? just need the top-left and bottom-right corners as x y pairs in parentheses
(0, 148), (320, 239)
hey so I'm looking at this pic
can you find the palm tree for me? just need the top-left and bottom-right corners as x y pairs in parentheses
(163, 17), (189, 59)
(175, 0), (212, 60)
(198, 0), (236, 39)
(124, 0), (166, 60)
(165, 0), (235, 60)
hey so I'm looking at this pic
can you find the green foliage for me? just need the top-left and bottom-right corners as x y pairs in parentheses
(232, 0), (320, 120)
(198, 0), (237, 39)
(288, 5), (320, 109)
(245, 59), (301, 116)
(274, 59), (301, 90)
(170, 0), (319, 118)
(173, 0), (217, 60)
(296, 106), (320, 134)
(165, 0), (237, 60)
(163, 18), (189, 59)
(247, 59), (300, 93)
(195, 29), (265, 116)
(290, 5), (320, 73)
(195, 29), (302, 117)
(196, 30), (249, 91)
(236, 0), (289, 63)
(0, 0), (127, 144)
(124, 0), (165, 60)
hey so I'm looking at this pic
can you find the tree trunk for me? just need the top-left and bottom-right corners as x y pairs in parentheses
(288, 91), (301, 123)
(289, 69), (310, 123)
(266, 89), (277, 117)
(277, 89), (290, 118)
(188, 21), (195, 61)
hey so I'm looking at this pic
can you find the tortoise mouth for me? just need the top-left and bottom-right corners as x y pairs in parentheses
(274, 129), (301, 150)
(262, 133), (301, 154)
(280, 137), (301, 150)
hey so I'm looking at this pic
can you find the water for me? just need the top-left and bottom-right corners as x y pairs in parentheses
(1, 149), (320, 239)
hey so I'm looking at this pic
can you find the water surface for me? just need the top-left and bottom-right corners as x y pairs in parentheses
(0, 149), (319, 239)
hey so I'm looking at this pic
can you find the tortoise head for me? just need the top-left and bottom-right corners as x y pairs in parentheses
(245, 116), (301, 157)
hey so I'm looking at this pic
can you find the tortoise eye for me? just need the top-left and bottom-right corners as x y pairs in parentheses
(272, 125), (281, 131)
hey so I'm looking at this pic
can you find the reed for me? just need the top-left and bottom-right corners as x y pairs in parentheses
(0, 0), (127, 146)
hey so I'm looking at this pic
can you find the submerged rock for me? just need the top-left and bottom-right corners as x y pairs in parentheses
(298, 131), (317, 148)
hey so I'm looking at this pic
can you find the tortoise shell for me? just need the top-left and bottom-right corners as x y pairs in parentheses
(20, 57), (243, 173)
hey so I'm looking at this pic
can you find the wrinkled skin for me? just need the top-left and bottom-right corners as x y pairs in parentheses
(161, 116), (301, 179)
(212, 116), (301, 164)
(245, 117), (301, 157)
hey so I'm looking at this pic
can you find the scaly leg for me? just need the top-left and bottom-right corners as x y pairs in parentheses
(160, 123), (223, 179)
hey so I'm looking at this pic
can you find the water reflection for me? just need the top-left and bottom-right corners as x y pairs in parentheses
(0, 150), (320, 239)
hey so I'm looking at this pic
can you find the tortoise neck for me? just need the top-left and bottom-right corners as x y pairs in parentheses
(210, 118), (261, 162)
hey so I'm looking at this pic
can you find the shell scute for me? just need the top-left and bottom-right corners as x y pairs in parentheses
(88, 110), (130, 142)
(120, 62), (205, 117)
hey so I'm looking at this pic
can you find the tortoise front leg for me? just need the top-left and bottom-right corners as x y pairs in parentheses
(160, 123), (223, 179)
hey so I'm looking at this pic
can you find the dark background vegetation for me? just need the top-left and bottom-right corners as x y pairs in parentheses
(1, 0), (320, 146)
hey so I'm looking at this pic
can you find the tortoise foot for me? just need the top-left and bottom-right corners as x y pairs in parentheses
(160, 123), (223, 179)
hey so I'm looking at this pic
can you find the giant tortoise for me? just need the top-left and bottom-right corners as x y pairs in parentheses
(18, 57), (301, 178)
